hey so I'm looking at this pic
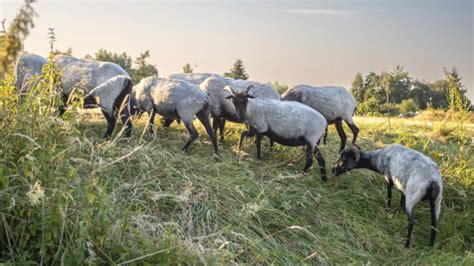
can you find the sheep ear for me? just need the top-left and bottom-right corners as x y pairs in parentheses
(225, 95), (234, 99)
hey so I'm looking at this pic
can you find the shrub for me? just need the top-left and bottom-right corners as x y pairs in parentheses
(399, 99), (418, 114)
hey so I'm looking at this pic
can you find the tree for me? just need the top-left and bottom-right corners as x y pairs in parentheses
(270, 81), (288, 95)
(399, 99), (418, 114)
(0, 0), (37, 76)
(92, 49), (158, 83)
(380, 72), (393, 104)
(131, 50), (158, 83)
(94, 49), (133, 74)
(182, 63), (193, 74)
(350, 73), (364, 103)
(444, 67), (471, 112)
(224, 59), (248, 80)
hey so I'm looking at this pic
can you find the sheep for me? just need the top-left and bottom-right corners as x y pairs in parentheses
(200, 76), (280, 142)
(163, 73), (222, 127)
(124, 76), (218, 155)
(282, 85), (358, 152)
(15, 53), (133, 138)
(14, 52), (48, 92)
(166, 73), (221, 85)
(332, 144), (443, 247)
(226, 85), (327, 180)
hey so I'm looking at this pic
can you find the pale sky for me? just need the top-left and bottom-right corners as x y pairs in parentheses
(1, 0), (473, 100)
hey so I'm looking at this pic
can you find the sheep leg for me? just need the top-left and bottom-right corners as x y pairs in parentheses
(162, 118), (174, 127)
(335, 120), (347, 153)
(387, 180), (394, 208)
(345, 121), (359, 144)
(313, 146), (327, 181)
(148, 110), (156, 135)
(238, 131), (248, 150)
(182, 119), (199, 153)
(101, 110), (117, 139)
(400, 194), (406, 211)
(255, 134), (263, 159)
(429, 196), (438, 246)
(404, 195), (420, 248)
(196, 108), (219, 155)
(218, 118), (226, 142)
(323, 126), (328, 145)
(303, 143), (314, 172)
(212, 117), (219, 136)
(404, 209), (415, 248)
(58, 93), (68, 116)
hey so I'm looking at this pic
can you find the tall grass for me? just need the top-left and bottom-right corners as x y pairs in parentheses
(0, 61), (473, 263)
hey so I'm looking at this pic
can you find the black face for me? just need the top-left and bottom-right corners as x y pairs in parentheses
(231, 93), (249, 122)
(226, 88), (255, 122)
(332, 151), (358, 176)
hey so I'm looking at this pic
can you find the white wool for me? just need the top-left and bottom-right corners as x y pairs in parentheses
(200, 76), (280, 121)
(246, 98), (327, 147)
(282, 85), (356, 123)
(130, 77), (209, 122)
(166, 73), (221, 85)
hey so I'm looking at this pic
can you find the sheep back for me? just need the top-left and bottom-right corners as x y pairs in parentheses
(246, 99), (327, 146)
(282, 85), (356, 123)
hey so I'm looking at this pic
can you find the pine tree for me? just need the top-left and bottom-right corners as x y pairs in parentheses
(224, 59), (248, 80)
(183, 63), (193, 74)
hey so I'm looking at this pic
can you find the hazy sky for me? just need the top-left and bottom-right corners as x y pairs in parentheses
(1, 0), (473, 99)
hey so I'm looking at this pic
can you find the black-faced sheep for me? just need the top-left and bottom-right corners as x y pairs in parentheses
(125, 76), (218, 155)
(200, 76), (280, 142)
(15, 53), (133, 138)
(282, 85), (358, 152)
(226, 86), (327, 180)
(332, 144), (443, 247)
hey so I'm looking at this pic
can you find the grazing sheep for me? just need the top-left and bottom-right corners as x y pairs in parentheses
(226, 85), (327, 180)
(200, 76), (280, 142)
(163, 73), (221, 127)
(166, 73), (221, 85)
(15, 53), (133, 138)
(332, 144), (443, 247)
(282, 85), (358, 152)
(14, 52), (48, 91)
(125, 76), (218, 155)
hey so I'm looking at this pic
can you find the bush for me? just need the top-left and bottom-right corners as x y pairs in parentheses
(399, 99), (418, 114)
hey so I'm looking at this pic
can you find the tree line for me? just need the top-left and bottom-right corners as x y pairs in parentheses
(350, 66), (471, 116)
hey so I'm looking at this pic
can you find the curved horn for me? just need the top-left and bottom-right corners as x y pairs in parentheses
(246, 85), (255, 93)
(343, 145), (360, 161)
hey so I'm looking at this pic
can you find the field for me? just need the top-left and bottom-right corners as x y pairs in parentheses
(1, 100), (472, 264)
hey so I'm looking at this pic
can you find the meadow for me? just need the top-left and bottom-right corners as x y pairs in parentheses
(0, 80), (472, 264)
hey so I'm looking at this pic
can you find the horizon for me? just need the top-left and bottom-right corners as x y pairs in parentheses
(1, 0), (473, 100)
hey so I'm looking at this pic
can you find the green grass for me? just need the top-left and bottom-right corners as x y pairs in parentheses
(1, 106), (473, 264)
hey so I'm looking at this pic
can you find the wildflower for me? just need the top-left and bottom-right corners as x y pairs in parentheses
(26, 180), (45, 206)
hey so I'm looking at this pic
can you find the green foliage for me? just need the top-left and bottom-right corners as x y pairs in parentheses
(93, 49), (158, 84)
(352, 66), (471, 116)
(131, 50), (158, 83)
(94, 49), (133, 73)
(224, 59), (248, 80)
(0, 0), (37, 76)
(182, 63), (193, 74)
(399, 99), (419, 114)
(269, 81), (288, 95)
